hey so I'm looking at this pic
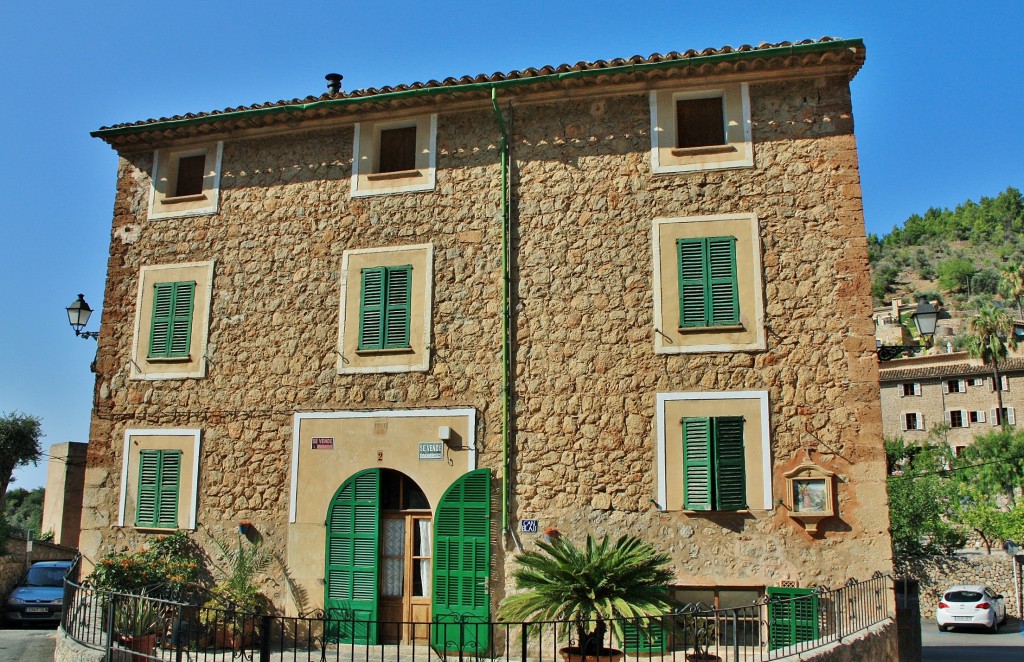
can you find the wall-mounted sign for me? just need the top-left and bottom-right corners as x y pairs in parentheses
(520, 519), (539, 534)
(418, 442), (444, 461)
(311, 437), (334, 450)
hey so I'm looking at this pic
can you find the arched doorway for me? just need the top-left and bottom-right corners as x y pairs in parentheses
(324, 468), (431, 644)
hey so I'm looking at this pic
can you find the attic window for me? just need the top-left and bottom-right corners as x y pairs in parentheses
(676, 97), (725, 148)
(174, 155), (207, 197)
(378, 126), (417, 173)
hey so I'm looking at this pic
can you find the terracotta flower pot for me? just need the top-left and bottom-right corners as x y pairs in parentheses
(559, 646), (625, 662)
(118, 632), (158, 662)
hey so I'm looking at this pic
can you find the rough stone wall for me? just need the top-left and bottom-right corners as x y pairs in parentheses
(510, 76), (889, 589)
(80, 71), (890, 609)
(898, 551), (1023, 617)
(796, 619), (898, 662)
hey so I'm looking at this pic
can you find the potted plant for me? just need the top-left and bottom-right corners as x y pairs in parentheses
(498, 534), (677, 662)
(677, 605), (720, 662)
(113, 592), (162, 662)
(199, 536), (271, 649)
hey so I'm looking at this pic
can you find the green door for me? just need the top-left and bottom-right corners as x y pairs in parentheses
(766, 587), (819, 649)
(325, 469), (381, 643)
(431, 469), (491, 654)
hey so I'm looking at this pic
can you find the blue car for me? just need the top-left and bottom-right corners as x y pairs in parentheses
(4, 560), (73, 624)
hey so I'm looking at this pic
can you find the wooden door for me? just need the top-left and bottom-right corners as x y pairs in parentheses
(379, 513), (432, 642)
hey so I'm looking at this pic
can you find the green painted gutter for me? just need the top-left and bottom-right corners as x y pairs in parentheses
(92, 39), (863, 139)
(490, 89), (511, 535)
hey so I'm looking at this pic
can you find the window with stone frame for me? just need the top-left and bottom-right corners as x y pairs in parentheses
(149, 142), (223, 220)
(900, 382), (921, 397)
(148, 281), (195, 359)
(947, 410), (967, 428)
(173, 154), (207, 197)
(675, 96), (726, 149)
(991, 407), (1016, 426)
(945, 379), (965, 394)
(649, 84), (752, 174)
(969, 410), (986, 424)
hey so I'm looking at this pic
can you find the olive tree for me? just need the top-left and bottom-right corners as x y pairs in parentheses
(0, 412), (43, 512)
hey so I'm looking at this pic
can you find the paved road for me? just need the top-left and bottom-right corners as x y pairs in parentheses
(922, 616), (1024, 661)
(0, 624), (58, 662)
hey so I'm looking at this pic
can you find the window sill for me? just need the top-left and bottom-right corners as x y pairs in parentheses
(133, 525), (180, 531)
(670, 144), (738, 157)
(146, 355), (192, 363)
(160, 193), (208, 204)
(355, 347), (415, 355)
(366, 169), (423, 181)
(678, 324), (745, 333)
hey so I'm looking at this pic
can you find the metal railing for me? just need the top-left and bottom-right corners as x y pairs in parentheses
(61, 575), (893, 662)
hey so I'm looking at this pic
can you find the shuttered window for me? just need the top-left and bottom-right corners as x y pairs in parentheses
(324, 469), (381, 644)
(135, 449), (181, 528)
(682, 416), (747, 511)
(767, 587), (819, 649)
(148, 281), (195, 359)
(378, 126), (418, 173)
(676, 97), (726, 148)
(358, 266), (412, 351)
(677, 237), (739, 328)
(432, 469), (491, 654)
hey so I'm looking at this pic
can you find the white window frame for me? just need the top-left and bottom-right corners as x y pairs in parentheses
(654, 390), (772, 511)
(945, 409), (969, 428)
(148, 141), (224, 220)
(969, 410), (987, 424)
(351, 114), (437, 197)
(944, 379), (965, 394)
(991, 407), (1017, 426)
(649, 84), (753, 174)
(901, 412), (924, 431)
(900, 382), (921, 397)
(117, 429), (202, 529)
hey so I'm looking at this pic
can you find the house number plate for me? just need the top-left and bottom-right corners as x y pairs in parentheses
(520, 519), (539, 534)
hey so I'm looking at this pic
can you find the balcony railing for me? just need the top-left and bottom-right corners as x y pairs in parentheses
(61, 574), (893, 662)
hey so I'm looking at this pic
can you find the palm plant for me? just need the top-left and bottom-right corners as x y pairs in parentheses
(965, 303), (1019, 426)
(999, 262), (1024, 320)
(498, 534), (677, 658)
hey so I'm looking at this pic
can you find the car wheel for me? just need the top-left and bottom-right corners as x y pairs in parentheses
(988, 618), (998, 634)
(937, 623), (948, 632)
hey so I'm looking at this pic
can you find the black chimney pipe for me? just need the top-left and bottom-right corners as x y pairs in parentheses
(325, 73), (343, 95)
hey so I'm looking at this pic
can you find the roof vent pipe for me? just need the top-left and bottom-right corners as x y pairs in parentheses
(325, 73), (343, 95)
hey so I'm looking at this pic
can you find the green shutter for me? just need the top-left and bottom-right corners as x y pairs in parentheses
(148, 282), (195, 358)
(676, 237), (739, 328)
(325, 469), (381, 644)
(677, 239), (708, 327)
(682, 418), (712, 511)
(767, 587), (819, 650)
(432, 469), (491, 654)
(358, 268), (385, 350)
(156, 451), (182, 528)
(621, 615), (667, 653)
(136, 450), (160, 527)
(706, 237), (739, 326)
(713, 417), (747, 510)
(135, 450), (180, 528)
(383, 265), (411, 349)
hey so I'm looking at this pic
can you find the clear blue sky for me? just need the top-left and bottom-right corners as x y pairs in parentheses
(2, 2), (1021, 490)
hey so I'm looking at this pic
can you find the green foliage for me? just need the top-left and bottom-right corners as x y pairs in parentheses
(886, 437), (966, 559)
(112, 591), (162, 637)
(0, 412), (43, 509)
(4, 487), (44, 536)
(971, 269), (1001, 295)
(937, 258), (976, 294)
(958, 429), (1024, 507)
(204, 536), (272, 614)
(498, 534), (677, 654)
(872, 263), (900, 300)
(90, 532), (203, 599)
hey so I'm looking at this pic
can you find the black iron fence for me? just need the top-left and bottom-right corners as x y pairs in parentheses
(61, 575), (892, 662)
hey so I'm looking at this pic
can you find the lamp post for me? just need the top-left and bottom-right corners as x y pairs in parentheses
(911, 300), (939, 346)
(66, 294), (99, 340)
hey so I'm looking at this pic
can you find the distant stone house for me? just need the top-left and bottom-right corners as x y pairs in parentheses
(880, 353), (1024, 452)
(82, 36), (891, 645)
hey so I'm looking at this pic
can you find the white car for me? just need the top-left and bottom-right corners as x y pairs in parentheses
(936, 584), (1006, 633)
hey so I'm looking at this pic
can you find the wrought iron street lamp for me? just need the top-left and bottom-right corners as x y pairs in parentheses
(911, 300), (939, 342)
(66, 294), (99, 340)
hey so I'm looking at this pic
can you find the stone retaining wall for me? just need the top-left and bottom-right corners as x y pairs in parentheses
(898, 551), (1023, 617)
(55, 628), (105, 662)
(793, 618), (898, 662)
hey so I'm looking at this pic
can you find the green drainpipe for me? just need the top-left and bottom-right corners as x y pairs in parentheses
(490, 88), (511, 535)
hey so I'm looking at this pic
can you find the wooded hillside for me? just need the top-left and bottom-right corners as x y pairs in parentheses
(869, 187), (1024, 313)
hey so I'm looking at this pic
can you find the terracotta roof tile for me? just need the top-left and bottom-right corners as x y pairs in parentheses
(879, 357), (1024, 381)
(93, 37), (863, 145)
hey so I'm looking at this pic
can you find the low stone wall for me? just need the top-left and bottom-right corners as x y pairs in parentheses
(897, 551), (1022, 617)
(55, 628), (104, 662)
(787, 619), (898, 662)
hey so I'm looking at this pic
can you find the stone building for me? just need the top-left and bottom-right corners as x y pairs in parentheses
(83, 37), (891, 641)
(880, 352), (1024, 453)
